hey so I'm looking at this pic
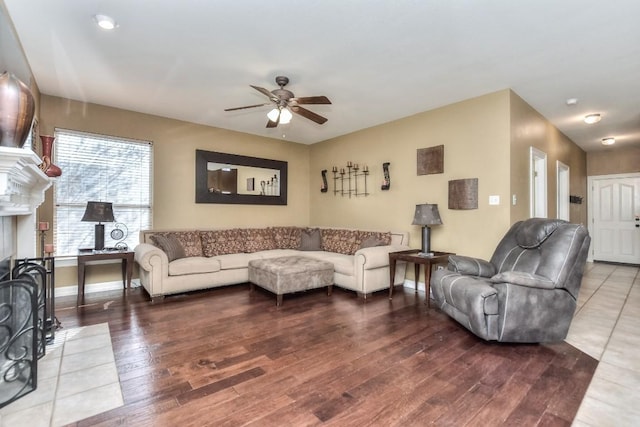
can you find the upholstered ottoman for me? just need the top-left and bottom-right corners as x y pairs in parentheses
(248, 256), (334, 306)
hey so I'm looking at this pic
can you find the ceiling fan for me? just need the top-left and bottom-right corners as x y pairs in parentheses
(224, 76), (331, 128)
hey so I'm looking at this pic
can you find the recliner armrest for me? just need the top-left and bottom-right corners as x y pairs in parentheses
(489, 271), (555, 289)
(448, 255), (495, 277)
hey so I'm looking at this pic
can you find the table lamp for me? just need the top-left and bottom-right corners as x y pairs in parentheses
(411, 203), (442, 255)
(81, 201), (115, 250)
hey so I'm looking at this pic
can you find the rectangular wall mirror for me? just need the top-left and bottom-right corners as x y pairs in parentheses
(195, 150), (287, 205)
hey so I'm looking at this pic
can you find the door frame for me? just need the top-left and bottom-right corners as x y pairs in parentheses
(587, 172), (640, 262)
(556, 160), (570, 221)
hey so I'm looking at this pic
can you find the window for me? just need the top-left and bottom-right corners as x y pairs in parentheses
(53, 129), (153, 255)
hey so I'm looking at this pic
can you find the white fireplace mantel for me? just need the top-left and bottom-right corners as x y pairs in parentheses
(0, 146), (51, 216)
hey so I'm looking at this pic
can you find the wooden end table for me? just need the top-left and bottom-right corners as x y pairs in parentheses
(388, 249), (454, 307)
(77, 249), (134, 306)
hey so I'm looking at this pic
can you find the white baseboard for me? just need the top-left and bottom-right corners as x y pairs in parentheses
(55, 279), (141, 297)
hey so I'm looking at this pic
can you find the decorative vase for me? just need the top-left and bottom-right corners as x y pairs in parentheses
(0, 71), (35, 148)
(39, 135), (62, 177)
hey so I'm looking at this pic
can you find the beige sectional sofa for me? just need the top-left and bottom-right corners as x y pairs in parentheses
(134, 226), (410, 301)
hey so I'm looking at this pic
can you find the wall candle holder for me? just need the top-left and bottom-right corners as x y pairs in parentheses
(331, 163), (369, 197)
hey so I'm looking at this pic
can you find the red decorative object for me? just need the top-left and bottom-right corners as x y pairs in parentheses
(39, 135), (62, 177)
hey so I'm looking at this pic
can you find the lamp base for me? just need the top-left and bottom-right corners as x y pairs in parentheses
(421, 226), (432, 255)
(94, 224), (105, 251)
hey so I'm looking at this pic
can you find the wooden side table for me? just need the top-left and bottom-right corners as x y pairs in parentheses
(77, 249), (134, 306)
(388, 249), (453, 307)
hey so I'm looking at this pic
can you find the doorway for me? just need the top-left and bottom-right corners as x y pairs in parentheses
(588, 173), (640, 264)
(530, 147), (547, 218)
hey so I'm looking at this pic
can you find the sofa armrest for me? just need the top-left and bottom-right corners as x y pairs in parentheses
(490, 271), (555, 289)
(134, 243), (168, 271)
(448, 255), (495, 278)
(355, 244), (411, 269)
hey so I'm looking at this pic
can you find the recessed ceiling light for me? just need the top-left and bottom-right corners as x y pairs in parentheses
(94, 14), (118, 30)
(601, 137), (616, 146)
(584, 113), (601, 124)
(566, 98), (578, 106)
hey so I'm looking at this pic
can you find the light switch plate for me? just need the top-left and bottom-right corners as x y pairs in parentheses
(489, 195), (500, 205)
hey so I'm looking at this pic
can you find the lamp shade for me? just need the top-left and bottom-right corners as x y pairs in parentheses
(81, 201), (115, 223)
(411, 203), (442, 226)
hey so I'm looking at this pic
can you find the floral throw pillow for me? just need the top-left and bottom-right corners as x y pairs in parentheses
(200, 229), (245, 256)
(321, 229), (360, 255)
(243, 228), (276, 253)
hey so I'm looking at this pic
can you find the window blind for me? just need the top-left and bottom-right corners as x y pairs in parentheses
(53, 129), (153, 255)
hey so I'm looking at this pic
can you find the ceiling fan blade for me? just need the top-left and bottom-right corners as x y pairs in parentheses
(290, 96), (332, 105)
(290, 106), (328, 125)
(224, 103), (270, 111)
(266, 119), (279, 128)
(250, 85), (279, 102)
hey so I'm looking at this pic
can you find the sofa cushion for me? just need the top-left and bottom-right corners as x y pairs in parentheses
(358, 231), (392, 249)
(169, 257), (221, 276)
(154, 231), (203, 257)
(269, 226), (296, 249)
(321, 228), (359, 255)
(150, 234), (186, 262)
(299, 228), (322, 251)
(201, 229), (245, 256)
(305, 252), (353, 276)
(243, 228), (276, 253)
(214, 252), (262, 270)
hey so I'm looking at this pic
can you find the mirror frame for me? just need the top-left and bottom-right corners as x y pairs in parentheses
(195, 149), (288, 205)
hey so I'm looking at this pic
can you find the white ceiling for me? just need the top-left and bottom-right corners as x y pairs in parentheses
(4, 0), (640, 150)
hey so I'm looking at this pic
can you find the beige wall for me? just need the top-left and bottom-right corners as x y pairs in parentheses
(38, 89), (588, 289)
(310, 90), (512, 265)
(587, 146), (640, 176)
(509, 91), (588, 226)
(39, 95), (311, 286)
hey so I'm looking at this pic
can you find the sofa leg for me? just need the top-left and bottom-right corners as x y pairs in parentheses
(151, 295), (165, 304)
(357, 291), (370, 300)
(327, 285), (333, 296)
(249, 283), (255, 292)
(276, 294), (283, 306)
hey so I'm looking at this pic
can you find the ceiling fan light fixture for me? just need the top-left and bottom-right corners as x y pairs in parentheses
(267, 108), (280, 122)
(601, 137), (616, 146)
(280, 108), (292, 124)
(267, 107), (292, 124)
(583, 113), (601, 124)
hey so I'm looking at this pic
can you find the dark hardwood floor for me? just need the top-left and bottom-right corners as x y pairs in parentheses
(56, 284), (597, 426)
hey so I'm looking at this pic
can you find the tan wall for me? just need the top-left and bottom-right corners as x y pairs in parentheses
(587, 146), (640, 176)
(39, 95), (311, 287)
(309, 90), (512, 269)
(509, 91), (588, 225)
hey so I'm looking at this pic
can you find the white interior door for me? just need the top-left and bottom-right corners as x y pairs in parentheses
(530, 147), (547, 218)
(590, 174), (640, 264)
(557, 161), (570, 221)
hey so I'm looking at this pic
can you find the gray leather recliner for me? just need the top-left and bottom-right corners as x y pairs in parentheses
(431, 218), (590, 343)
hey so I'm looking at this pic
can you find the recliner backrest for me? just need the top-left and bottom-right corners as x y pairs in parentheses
(489, 218), (590, 297)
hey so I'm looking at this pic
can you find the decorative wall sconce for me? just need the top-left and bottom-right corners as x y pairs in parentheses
(569, 195), (583, 204)
(381, 162), (390, 190)
(331, 162), (369, 197)
(320, 170), (328, 192)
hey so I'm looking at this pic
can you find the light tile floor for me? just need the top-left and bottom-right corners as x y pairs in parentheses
(0, 323), (124, 427)
(568, 262), (640, 426)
